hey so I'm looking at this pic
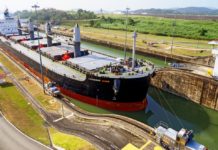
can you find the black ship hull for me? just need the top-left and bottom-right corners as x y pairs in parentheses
(0, 41), (151, 111)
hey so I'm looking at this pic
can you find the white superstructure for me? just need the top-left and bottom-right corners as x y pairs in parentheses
(0, 9), (18, 35)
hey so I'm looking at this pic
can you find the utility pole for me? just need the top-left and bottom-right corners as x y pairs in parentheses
(170, 14), (177, 58)
(32, 4), (45, 93)
(124, 7), (130, 62)
(100, 8), (103, 17)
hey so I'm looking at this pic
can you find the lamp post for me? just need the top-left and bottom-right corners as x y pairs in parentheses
(32, 4), (45, 93)
(124, 7), (130, 61)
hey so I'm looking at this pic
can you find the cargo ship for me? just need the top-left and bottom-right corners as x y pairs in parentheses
(0, 9), (155, 111)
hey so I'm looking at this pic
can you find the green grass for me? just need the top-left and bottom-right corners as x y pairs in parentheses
(0, 80), (50, 145)
(62, 19), (99, 27)
(89, 15), (218, 40)
(50, 128), (96, 150)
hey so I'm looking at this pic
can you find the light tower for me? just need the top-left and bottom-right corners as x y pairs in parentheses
(209, 40), (218, 77)
(32, 4), (45, 93)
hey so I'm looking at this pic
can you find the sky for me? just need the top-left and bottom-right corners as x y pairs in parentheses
(0, 0), (218, 12)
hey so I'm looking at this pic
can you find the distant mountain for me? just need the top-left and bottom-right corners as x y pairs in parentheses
(175, 7), (218, 14)
(131, 7), (218, 15)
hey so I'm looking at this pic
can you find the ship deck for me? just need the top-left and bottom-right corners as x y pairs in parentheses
(21, 38), (61, 49)
(0, 33), (154, 79)
(41, 46), (74, 57)
(10, 34), (42, 42)
(66, 54), (117, 71)
(51, 34), (155, 79)
(0, 36), (86, 81)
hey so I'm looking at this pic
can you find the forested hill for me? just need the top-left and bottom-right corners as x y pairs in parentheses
(14, 9), (97, 24)
(132, 7), (218, 15)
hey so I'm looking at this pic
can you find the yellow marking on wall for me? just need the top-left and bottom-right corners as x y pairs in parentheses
(122, 140), (163, 150)
(122, 143), (139, 150)
(154, 146), (163, 150)
(140, 140), (151, 150)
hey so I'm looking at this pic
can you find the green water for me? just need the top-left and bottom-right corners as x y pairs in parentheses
(73, 41), (218, 149)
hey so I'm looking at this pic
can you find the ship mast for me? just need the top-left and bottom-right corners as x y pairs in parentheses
(28, 18), (34, 40)
(132, 31), (137, 70)
(17, 18), (22, 35)
(45, 22), (53, 47)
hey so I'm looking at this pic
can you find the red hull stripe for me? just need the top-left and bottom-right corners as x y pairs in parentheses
(1, 46), (147, 111)
(59, 87), (147, 112)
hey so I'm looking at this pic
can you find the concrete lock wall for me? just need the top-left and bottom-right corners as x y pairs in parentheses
(151, 69), (218, 111)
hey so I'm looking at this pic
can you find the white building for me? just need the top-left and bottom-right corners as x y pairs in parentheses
(209, 41), (218, 77)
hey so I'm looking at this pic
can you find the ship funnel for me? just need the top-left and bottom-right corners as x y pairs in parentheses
(28, 18), (34, 40)
(17, 18), (22, 35)
(73, 24), (81, 57)
(132, 31), (137, 70)
(45, 22), (52, 47)
(4, 9), (10, 19)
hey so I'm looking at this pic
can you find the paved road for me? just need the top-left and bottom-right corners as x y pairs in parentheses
(0, 114), (50, 150)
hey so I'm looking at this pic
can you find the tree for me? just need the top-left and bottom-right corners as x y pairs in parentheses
(89, 20), (95, 27)
(14, 8), (97, 24)
(197, 28), (208, 48)
(199, 28), (208, 37)
(106, 17), (113, 23)
(128, 18), (136, 26)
